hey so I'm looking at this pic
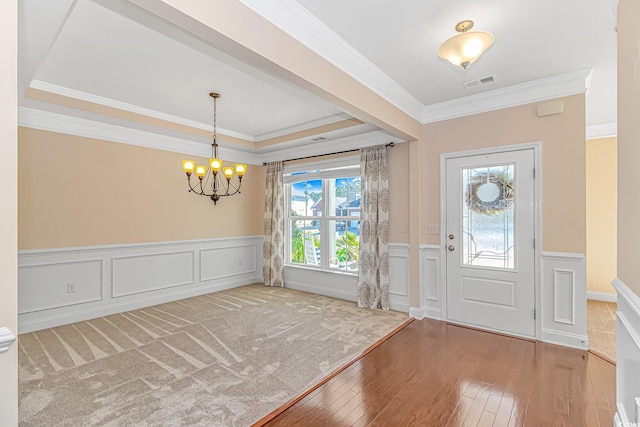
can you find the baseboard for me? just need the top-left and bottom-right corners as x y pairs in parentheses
(409, 306), (442, 321)
(587, 291), (617, 302)
(409, 307), (425, 320)
(18, 236), (264, 333)
(19, 276), (261, 333)
(540, 328), (589, 350)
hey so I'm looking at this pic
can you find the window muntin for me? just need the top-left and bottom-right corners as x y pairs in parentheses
(286, 168), (360, 273)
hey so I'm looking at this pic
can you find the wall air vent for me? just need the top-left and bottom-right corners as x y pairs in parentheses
(463, 75), (497, 89)
(312, 136), (328, 142)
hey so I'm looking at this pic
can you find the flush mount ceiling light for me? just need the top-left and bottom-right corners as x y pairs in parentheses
(181, 93), (247, 205)
(438, 20), (495, 70)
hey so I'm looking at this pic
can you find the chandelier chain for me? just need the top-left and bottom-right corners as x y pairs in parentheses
(213, 94), (217, 143)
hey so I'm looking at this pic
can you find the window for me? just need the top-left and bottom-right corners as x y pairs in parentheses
(285, 162), (361, 273)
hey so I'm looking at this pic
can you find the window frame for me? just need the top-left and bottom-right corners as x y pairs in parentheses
(284, 158), (361, 274)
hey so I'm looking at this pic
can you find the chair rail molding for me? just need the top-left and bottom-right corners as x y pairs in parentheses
(612, 277), (640, 427)
(0, 327), (16, 353)
(18, 236), (264, 333)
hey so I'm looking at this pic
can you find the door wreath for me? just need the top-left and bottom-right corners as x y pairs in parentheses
(465, 172), (513, 215)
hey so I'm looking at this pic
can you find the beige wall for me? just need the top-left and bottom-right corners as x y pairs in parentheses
(586, 137), (617, 295)
(18, 128), (265, 250)
(617, 0), (640, 296)
(388, 142), (410, 244)
(420, 94), (586, 253)
(0, 0), (18, 425)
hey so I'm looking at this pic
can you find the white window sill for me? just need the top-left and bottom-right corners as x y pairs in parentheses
(284, 264), (358, 278)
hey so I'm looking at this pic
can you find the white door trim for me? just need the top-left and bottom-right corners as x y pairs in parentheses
(439, 141), (543, 340)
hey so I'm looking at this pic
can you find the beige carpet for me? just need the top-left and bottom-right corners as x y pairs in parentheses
(19, 284), (408, 426)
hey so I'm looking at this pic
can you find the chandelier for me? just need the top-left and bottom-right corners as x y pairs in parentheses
(181, 93), (247, 205)
(438, 20), (494, 69)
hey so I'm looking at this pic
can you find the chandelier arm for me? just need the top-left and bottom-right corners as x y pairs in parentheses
(221, 178), (243, 196)
(186, 176), (214, 197)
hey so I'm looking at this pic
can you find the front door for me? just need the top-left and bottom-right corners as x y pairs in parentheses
(445, 149), (536, 337)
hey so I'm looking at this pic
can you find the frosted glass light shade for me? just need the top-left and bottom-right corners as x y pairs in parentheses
(182, 160), (195, 174)
(235, 164), (247, 177)
(438, 30), (494, 69)
(195, 165), (207, 178)
(209, 158), (222, 172)
(223, 167), (234, 179)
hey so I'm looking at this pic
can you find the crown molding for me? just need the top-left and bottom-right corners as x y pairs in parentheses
(237, 0), (424, 122)
(29, 80), (255, 141)
(586, 122), (617, 139)
(18, 107), (263, 165)
(18, 107), (396, 166)
(422, 69), (593, 124)
(258, 130), (402, 164)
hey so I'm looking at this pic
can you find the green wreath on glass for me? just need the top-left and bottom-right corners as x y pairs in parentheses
(465, 172), (513, 215)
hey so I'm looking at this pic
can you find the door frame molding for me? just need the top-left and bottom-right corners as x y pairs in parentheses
(439, 141), (543, 340)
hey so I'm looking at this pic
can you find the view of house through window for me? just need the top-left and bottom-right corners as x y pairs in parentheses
(286, 167), (361, 273)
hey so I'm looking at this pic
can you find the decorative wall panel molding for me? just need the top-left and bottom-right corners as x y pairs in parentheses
(612, 277), (640, 427)
(541, 252), (588, 349)
(284, 243), (410, 312)
(412, 245), (442, 320)
(18, 236), (263, 333)
(553, 269), (575, 325)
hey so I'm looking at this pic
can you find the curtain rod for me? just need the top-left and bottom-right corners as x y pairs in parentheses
(262, 142), (395, 166)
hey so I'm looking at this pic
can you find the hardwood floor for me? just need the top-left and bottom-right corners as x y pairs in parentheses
(587, 300), (617, 362)
(265, 319), (616, 427)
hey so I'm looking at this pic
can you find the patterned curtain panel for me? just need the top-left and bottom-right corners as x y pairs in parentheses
(263, 161), (285, 287)
(358, 145), (390, 309)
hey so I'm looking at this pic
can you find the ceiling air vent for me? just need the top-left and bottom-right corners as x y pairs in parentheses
(463, 75), (496, 89)
(312, 136), (327, 142)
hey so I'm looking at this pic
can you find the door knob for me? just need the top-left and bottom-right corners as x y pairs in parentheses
(448, 245), (455, 251)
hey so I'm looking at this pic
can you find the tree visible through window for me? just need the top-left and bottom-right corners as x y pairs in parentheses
(286, 172), (361, 273)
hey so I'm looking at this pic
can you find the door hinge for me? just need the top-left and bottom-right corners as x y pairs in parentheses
(533, 308), (537, 320)
(533, 238), (536, 249)
(533, 167), (536, 178)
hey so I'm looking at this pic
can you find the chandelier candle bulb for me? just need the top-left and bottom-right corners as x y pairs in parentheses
(180, 92), (246, 205)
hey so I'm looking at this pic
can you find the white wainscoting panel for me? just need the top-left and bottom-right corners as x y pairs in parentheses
(284, 242), (410, 312)
(112, 251), (195, 297)
(412, 245), (442, 320)
(612, 278), (640, 427)
(18, 236), (263, 333)
(18, 259), (103, 313)
(541, 252), (588, 349)
(200, 245), (257, 282)
(388, 244), (410, 312)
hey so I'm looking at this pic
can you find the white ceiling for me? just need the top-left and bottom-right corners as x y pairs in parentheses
(18, 0), (618, 161)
